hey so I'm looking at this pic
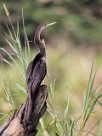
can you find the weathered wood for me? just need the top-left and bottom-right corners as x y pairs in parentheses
(0, 48), (48, 136)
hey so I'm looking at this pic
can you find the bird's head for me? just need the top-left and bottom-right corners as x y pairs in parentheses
(34, 22), (57, 56)
(40, 22), (57, 31)
(34, 22), (57, 42)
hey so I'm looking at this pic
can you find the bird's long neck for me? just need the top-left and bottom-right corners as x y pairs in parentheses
(34, 26), (46, 57)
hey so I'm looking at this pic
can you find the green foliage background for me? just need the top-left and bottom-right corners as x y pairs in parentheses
(0, 0), (102, 135)
(0, 0), (102, 47)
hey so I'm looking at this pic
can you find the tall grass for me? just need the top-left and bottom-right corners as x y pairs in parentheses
(0, 5), (30, 122)
(0, 4), (102, 135)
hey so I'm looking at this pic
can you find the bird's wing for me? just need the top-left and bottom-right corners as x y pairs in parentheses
(26, 53), (42, 84)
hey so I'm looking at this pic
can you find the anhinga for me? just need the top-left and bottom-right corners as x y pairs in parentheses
(26, 22), (56, 95)
(24, 22), (56, 121)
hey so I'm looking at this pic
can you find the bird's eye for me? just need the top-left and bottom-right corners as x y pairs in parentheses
(45, 24), (47, 26)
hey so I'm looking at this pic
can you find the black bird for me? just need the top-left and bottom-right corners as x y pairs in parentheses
(26, 22), (56, 100)
(24, 22), (56, 122)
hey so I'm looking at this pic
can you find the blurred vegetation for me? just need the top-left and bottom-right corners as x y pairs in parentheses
(0, 0), (102, 135)
(0, 0), (102, 48)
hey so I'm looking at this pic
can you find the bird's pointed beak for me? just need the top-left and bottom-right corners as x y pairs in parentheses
(46, 22), (57, 27)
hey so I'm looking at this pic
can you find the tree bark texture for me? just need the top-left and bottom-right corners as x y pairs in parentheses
(0, 53), (48, 136)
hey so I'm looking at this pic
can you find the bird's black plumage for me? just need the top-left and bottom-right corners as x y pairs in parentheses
(24, 23), (48, 121)
(25, 24), (48, 99)
(26, 53), (47, 97)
